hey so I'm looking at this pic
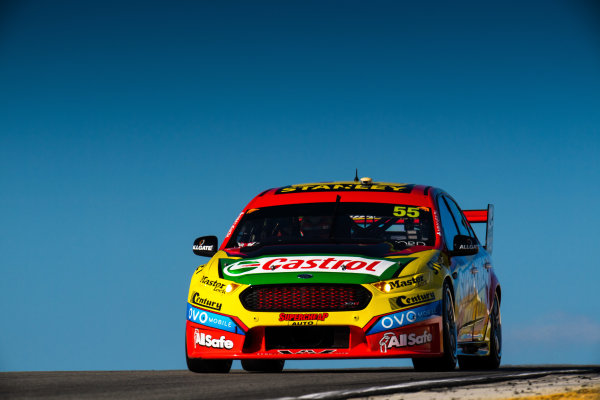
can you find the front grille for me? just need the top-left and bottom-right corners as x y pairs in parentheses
(240, 284), (372, 311)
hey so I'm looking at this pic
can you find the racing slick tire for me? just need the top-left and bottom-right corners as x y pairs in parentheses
(186, 355), (232, 373)
(185, 342), (232, 373)
(241, 359), (285, 373)
(458, 292), (501, 370)
(412, 282), (457, 371)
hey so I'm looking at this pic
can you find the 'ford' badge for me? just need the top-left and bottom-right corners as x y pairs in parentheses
(297, 274), (313, 279)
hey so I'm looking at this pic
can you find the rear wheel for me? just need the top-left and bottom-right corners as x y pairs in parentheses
(458, 292), (501, 370)
(412, 282), (457, 371)
(241, 359), (285, 373)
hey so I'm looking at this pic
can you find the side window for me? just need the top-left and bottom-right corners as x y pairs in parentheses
(437, 196), (459, 251)
(445, 196), (479, 242)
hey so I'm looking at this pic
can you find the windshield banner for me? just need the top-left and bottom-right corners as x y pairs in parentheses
(275, 183), (415, 194)
(222, 255), (397, 278)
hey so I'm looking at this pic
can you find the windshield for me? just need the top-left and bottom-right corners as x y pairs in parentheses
(225, 202), (435, 252)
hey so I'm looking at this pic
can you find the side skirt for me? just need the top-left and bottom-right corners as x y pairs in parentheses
(458, 341), (489, 356)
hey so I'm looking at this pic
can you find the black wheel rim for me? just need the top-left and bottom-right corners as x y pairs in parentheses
(492, 295), (501, 360)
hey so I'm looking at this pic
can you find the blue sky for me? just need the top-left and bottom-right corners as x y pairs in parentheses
(1, 0), (599, 371)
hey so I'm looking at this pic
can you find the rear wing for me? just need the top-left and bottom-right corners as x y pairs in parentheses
(463, 204), (494, 254)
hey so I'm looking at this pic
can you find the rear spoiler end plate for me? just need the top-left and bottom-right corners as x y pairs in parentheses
(463, 204), (494, 254)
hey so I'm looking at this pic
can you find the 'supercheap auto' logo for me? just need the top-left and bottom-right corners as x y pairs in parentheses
(223, 255), (396, 277)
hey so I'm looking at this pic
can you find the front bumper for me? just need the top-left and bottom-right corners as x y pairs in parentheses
(185, 301), (444, 360)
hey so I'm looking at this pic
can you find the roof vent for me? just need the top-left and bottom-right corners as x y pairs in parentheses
(360, 177), (373, 185)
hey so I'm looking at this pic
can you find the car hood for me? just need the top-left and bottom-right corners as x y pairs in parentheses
(218, 253), (420, 285)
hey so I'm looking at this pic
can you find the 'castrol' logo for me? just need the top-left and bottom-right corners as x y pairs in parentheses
(223, 256), (396, 277)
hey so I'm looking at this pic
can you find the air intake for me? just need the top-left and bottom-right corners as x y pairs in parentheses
(240, 284), (372, 312)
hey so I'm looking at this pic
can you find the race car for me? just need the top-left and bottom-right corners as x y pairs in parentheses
(185, 179), (501, 372)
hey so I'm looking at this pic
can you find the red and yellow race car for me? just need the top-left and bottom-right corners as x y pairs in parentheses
(186, 179), (501, 372)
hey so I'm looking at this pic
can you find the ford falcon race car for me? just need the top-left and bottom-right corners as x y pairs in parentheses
(186, 179), (501, 373)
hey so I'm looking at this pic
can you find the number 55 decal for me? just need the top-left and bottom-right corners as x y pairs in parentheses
(393, 206), (420, 218)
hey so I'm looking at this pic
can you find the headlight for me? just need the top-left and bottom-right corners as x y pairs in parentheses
(225, 283), (240, 293)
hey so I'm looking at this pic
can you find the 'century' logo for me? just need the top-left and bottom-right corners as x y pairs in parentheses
(191, 292), (222, 311)
(396, 292), (435, 307)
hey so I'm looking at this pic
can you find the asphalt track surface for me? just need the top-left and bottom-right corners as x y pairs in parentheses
(1, 365), (598, 400)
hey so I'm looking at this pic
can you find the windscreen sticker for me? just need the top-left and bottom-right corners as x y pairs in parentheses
(275, 184), (415, 194)
(223, 211), (244, 245)
(392, 206), (429, 218)
(366, 300), (442, 335)
(221, 255), (397, 277)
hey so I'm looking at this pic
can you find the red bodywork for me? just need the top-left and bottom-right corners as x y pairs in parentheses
(185, 317), (443, 359)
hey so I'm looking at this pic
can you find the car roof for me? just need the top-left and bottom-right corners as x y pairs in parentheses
(243, 181), (440, 210)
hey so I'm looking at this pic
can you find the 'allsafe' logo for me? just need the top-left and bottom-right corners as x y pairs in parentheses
(378, 330), (433, 353)
(193, 329), (234, 349)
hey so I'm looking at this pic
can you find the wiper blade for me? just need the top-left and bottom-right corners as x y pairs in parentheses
(238, 238), (305, 252)
(237, 243), (263, 252)
(237, 236), (386, 252)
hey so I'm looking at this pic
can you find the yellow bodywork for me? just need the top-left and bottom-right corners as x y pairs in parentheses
(188, 250), (450, 330)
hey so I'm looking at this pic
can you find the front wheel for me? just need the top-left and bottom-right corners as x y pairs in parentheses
(241, 359), (285, 373)
(186, 355), (232, 373)
(186, 342), (232, 373)
(412, 282), (457, 371)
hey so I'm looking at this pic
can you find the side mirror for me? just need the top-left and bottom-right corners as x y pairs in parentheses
(193, 236), (218, 257)
(451, 235), (479, 256)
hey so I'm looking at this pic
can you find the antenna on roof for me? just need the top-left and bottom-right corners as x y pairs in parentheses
(354, 169), (359, 182)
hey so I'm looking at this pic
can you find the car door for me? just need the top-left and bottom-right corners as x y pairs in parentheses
(437, 195), (476, 343)
(445, 196), (491, 342)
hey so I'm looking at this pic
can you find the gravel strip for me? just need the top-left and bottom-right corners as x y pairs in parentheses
(351, 373), (600, 400)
